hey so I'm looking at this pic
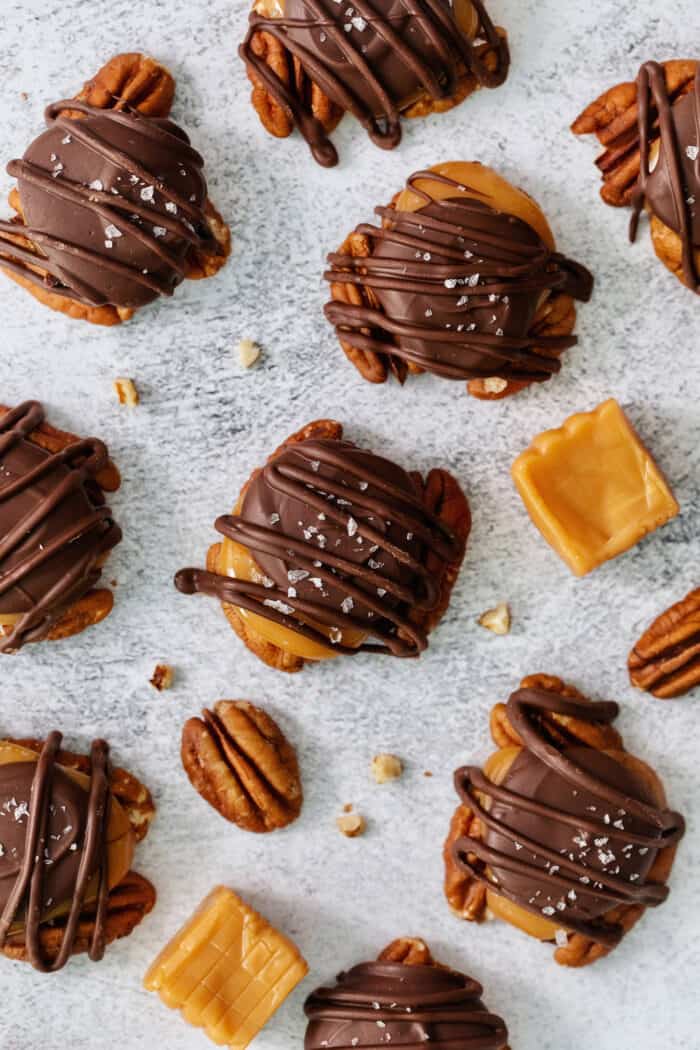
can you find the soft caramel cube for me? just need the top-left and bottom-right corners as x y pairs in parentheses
(512, 399), (679, 576)
(144, 886), (308, 1049)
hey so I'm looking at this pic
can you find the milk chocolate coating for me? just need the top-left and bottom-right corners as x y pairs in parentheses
(175, 434), (464, 657)
(240, 0), (509, 167)
(304, 959), (508, 1050)
(0, 100), (218, 309)
(630, 61), (700, 292)
(0, 734), (111, 972)
(325, 170), (593, 383)
(452, 688), (685, 947)
(0, 401), (121, 653)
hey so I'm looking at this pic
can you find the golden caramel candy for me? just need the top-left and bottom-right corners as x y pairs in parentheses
(144, 886), (308, 1049)
(512, 399), (679, 576)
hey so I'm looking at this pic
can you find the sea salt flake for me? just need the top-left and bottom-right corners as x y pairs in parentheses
(444, 278), (457, 289)
(165, 201), (178, 214)
(62, 135), (72, 145)
(424, 308), (433, 317)
(140, 185), (155, 201)
(89, 179), (103, 191)
(542, 906), (555, 916)
(288, 569), (309, 583)
(468, 272), (480, 287)
(351, 15), (367, 30)
(555, 929), (568, 946)
(341, 597), (354, 614)
(686, 144), (699, 161)
(347, 516), (358, 537)
(104, 224), (122, 239)
(269, 513), (280, 525)
(456, 295), (469, 306)
(263, 599), (294, 615)
(153, 225), (167, 238)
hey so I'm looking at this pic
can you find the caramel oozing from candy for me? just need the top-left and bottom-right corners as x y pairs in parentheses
(220, 535), (367, 661)
(395, 161), (555, 250)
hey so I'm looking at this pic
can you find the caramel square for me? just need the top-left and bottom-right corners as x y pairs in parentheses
(512, 399), (679, 576)
(144, 886), (308, 1049)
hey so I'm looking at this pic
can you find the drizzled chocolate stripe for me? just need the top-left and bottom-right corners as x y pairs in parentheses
(452, 687), (685, 947)
(0, 734), (111, 972)
(325, 170), (593, 382)
(0, 402), (121, 653)
(0, 100), (217, 309)
(176, 436), (463, 657)
(631, 61), (700, 292)
(304, 960), (508, 1050)
(240, 0), (509, 167)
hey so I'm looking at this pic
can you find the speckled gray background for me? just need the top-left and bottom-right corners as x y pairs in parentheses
(0, 1), (699, 1047)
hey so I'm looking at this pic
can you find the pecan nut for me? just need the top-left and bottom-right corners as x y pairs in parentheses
(378, 938), (435, 966)
(628, 587), (700, 698)
(181, 700), (302, 832)
(571, 59), (698, 207)
(76, 52), (175, 116)
(1, 870), (156, 964)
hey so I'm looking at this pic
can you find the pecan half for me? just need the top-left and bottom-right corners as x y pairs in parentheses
(76, 53), (175, 116)
(10, 738), (156, 842)
(629, 587), (700, 698)
(489, 673), (624, 752)
(443, 804), (488, 921)
(247, 28), (344, 140)
(379, 937), (435, 966)
(1, 870), (156, 964)
(181, 700), (302, 832)
(571, 59), (698, 207)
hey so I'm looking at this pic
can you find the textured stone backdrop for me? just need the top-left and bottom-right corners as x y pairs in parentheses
(0, 1), (699, 1047)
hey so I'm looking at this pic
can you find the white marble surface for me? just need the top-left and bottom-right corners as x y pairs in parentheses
(1, 1), (700, 1047)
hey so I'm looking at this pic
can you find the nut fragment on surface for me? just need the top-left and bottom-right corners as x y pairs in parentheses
(181, 700), (302, 832)
(336, 812), (365, 837)
(150, 664), (174, 691)
(114, 376), (139, 406)
(237, 338), (261, 368)
(478, 602), (511, 635)
(483, 377), (508, 394)
(371, 753), (403, 784)
(629, 586), (700, 698)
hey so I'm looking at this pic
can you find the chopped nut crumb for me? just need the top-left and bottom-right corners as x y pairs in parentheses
(343, 803), (353, 813)
(237, 338), (261, 368)
(150, 664), (174, 691)
(483, 377), (508, 394)
(113, 376), (139, 407)
(20, 92), (29, 102)
(336, 812), (365, 837)
(371, 753), (403, 784)
(478, 602), (511, 635)
(423, 771), (433, 778)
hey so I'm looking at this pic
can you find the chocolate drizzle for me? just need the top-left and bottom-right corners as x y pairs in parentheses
(175, 434), (464, 657)
(0, 734), (111, 972)
(452, 687), (685, 947)
(325, 170), (593, 383)
(240, 0), (509, 167)
(0, 401), (121, 653)
(304, 959), (508, 1050)
(0, 100), (218, 309)
(630, 61), (700, 292)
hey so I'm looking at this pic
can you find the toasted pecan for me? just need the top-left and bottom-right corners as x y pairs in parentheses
(443, 804), (488, 922)
(9, 738), (155, 842)
(1, 870), (156, 964)
(571, 59), (698, 207)
(489, 673), (624, 752)
(181, 700), (302, 832)
(379, 937), (435, 967)
(76, 52), (175, 116)
(629, 587), (700, 698)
